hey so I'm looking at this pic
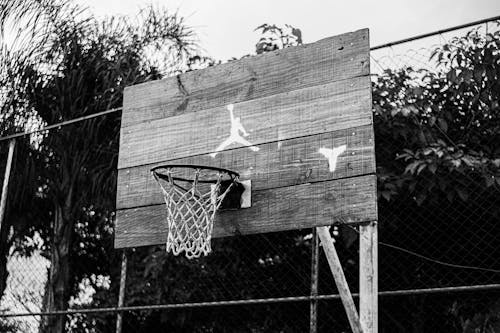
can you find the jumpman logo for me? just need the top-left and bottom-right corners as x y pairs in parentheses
(318, 145), (347, 172)
(210, 104), (259, 158)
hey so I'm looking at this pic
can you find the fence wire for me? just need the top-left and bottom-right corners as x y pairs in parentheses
(1, 18), (500, 333)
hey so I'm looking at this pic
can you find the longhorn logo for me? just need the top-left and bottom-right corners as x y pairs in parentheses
(318, 145), (347, 172)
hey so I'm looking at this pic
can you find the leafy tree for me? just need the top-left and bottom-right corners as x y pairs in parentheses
(0, 1), (198, 332)
(372, 24), (500, 332)
(254, 23), (302, 54)
(0, 316), (20, 333)
(375, 26), (500, 206)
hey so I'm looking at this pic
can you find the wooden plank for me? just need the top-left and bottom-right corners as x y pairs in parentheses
(114, 174), (377, 248)
(117, 125), (375, 209)
(121, 29), (369, 127)
(118, 75), (372, 169)
(360, 221), (378, 333)
(317, 226), (362, 333)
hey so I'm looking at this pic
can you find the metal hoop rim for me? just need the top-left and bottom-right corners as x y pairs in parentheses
(151, 164), (240, 184)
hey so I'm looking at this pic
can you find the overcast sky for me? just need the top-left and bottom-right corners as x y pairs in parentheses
(73, 1), (500, 60)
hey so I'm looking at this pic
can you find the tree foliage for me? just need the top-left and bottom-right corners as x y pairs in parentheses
(0, 6), (499, 330)
(374, 26), (500, 206)
(372, 25), (500, 332)
(0, 1), (199, 331)
(254, 23), (302, 54)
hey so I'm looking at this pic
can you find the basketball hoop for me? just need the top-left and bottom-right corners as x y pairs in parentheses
(151, 165), (240, 259)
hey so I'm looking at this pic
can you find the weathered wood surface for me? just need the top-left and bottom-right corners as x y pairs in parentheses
(317, 226), (363, 333)
(121, 29), (369, 128)
(115, 174), (377, 248)
(115, 29), (375, 249)
(118, 76), (372, 169)
(360, 221), (378, 333)
(117, 125), (375, 209)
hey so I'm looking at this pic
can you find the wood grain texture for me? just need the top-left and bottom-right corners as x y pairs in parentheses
(118, 75), (372, 169)
(360, 221), (378, 333)
(114, 174), (377, 248)
(117, 125), (375, 209)
(121, 29), (369, 127)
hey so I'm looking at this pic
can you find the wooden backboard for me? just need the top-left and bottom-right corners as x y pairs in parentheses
(115, 28), (376, 248)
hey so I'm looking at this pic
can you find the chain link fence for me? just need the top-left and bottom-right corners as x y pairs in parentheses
(1, 18), (500, 332)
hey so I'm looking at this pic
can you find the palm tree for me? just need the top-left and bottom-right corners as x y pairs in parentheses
(0, 1), (199, 331)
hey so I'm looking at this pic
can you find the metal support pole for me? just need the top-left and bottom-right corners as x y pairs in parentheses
(116, 250), (128, 333)
(0, 139), (16, 233)
(310, 228), (319, 333)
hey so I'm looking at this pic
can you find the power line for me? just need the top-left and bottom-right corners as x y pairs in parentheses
(0, 107), (122, 143)
(379, 241), (500, 274)
(344, 224), (500, 274)
(370, 14), (500, 50)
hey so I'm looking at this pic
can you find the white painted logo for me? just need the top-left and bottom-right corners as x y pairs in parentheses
(210, 104), (259, 157)
(318, 145), (347, 172)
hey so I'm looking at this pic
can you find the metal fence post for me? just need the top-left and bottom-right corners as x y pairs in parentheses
(310, 228), (319, 333)
(116, 250), (128, 333)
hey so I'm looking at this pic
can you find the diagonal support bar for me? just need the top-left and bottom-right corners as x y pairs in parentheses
(317, 226), (363, 333)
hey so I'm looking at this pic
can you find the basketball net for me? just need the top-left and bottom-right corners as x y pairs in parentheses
(152, 166), (238, 259)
